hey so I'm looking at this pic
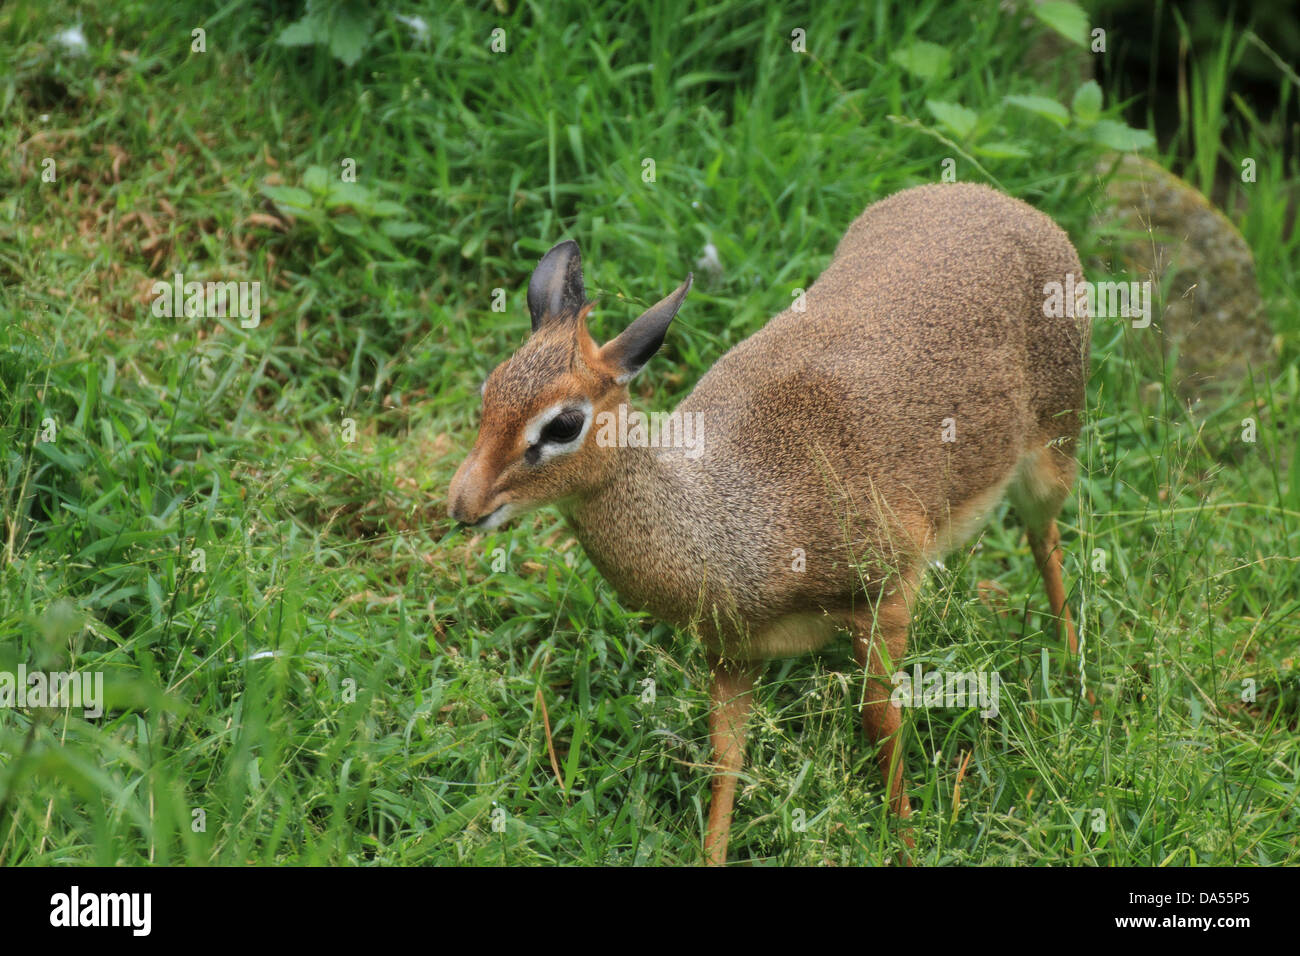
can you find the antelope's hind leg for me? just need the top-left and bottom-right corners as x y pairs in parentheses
(1008, 447), (1078, 649)
(1008, 446), (1094, 705)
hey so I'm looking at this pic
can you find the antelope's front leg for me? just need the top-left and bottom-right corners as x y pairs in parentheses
(850, 576), (917, 851)
(703, 656), (761, 865)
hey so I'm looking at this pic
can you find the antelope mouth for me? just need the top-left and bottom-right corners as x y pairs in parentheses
(462, 503), (510, 531)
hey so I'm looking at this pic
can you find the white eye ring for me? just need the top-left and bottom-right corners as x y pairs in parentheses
(524, 400), (592, 464)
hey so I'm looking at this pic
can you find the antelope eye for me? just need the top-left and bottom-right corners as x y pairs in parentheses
(540, 410), (585, 444)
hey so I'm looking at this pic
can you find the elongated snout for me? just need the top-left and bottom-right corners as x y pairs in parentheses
(447, 449), (493, 525)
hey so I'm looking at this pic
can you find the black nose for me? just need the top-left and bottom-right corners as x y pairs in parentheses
(447, 494), (475, 525)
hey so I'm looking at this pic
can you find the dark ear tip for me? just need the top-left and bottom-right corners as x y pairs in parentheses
(535, 239), (581, 269)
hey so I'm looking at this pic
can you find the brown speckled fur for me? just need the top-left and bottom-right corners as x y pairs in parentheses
(449, 182), (1091, 861)
(559, 183), (1089, 657)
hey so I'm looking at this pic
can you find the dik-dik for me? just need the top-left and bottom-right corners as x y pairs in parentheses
(448, 182), (1091, 864)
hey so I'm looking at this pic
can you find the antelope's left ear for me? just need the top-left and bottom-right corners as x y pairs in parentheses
(528, 240), (587, 332)
(599, 274), (693, 383)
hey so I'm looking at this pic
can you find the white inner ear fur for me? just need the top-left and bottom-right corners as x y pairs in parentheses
(524, 398), (593, 465)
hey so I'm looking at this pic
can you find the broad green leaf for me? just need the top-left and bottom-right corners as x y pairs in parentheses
(276, 19), (324, 47)
(925, 99), (978, 139)
(1071, 80), (1103, 127)
(380, 221), (427, 238)
(368, 199), (409, 219)
(303, 165), (329, 194)
(330, 214), (365, 236)
(1004, 93), (1070, 127)
(324, 181), (376, 212)
(1091, 119), (1155, 151)
(1032, 1), (1089, 49)
(325, 3), (373, 67)
(259, 185), (315, 211)
(890, 41), (952, 82)
(358, 229), (404, 260)
(328, 27), (369, 67)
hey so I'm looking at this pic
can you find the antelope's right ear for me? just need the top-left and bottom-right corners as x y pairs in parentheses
(528, 240), (587, 332)
(599, 274), (693, 383)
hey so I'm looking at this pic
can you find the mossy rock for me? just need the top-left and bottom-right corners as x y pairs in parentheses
(1092, 153), (1274, 400)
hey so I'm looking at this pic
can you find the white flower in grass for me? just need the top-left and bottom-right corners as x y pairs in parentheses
(53, 24), (88, 56)
(395, 14), (429, 43)
(695, 242), (723, 281)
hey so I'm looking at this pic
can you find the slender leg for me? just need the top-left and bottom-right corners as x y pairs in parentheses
(1027, 519), (1078, 654)
(703, 655), (761, 866)
(850, 576), (916, 849)
(1010, 448), (1095, 708)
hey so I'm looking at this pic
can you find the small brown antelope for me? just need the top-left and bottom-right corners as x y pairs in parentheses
(448, 182), (1090, 864)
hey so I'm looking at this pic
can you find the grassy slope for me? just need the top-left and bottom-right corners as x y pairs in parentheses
(0, 0), (1296, 864)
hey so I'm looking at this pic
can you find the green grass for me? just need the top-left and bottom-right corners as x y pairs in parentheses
(0, 0), (1296, 865)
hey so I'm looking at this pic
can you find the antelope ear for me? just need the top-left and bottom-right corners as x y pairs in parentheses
(528, 240), (587, 332)
(599, 274), (692, 383)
